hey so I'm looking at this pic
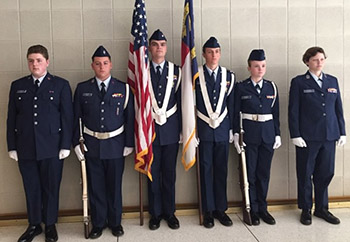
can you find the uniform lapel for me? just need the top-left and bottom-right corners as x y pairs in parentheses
(204, 65), (214, 90)
(91, 78), (102, 99)
(36, 73), (51, 94)
(321, 73), (330, 92)
(214, 66), (221, 91)
(26, 76), (36, 94)
(260, 80), (267, 95)
(105, 78), (116, 98)
(160, 61), (168, 83)
(305, 71), (322, 91)
(158, 61), (167, 93)
(247, 79), (259, 96)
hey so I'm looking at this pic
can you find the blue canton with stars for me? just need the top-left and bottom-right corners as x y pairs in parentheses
(131, 0), (149, 61)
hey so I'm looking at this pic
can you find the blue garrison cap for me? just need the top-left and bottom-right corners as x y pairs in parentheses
(149, 29), (167, 41)
(92, 45), (111, 60)
(248, 49), (266, 61)
(203, 37), (220, 52)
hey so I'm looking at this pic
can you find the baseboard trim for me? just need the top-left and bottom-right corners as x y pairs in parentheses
(1, 197), (350, 227)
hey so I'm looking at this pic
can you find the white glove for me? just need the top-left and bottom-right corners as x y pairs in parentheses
(273, 136), (282, 149)
(337, 136), (346, 146)
(233, 133), (245, 154)
(292, 137), (307, 148)
(195, 137), (200, 146)
(229, 129), (234, 143)
(59, 149), (70, 159)
(179, 133), (183, 144)
(74, 144), (87, 161)
(123, 147), (134, 157)
(9, 150), (18, 161)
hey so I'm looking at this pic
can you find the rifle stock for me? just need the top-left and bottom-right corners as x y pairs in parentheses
(238, 112), (252, 225)
(79, 118), (90, 239)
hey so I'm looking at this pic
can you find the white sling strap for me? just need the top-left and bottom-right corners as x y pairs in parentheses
(197, 66), (228, 129)
(271, 81), (277, 108)
(124, 83), (129, 109)
(175, 68), (182, 92)
(149, 62), (177, 125)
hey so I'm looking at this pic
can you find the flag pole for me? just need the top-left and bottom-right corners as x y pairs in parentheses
(194, 96), (202, 225)
(127, 0), (153, 227)
(139, 173), (144, 225)
(195, 142), (203, 225)
(181, 0), (202, 225)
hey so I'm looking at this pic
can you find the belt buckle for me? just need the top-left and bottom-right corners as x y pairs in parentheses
(156, 110), (165, 116)
(96, 132), (109, 139)
(155, 110), (166, 125)
(211, 113), (219, 120)
(252, 114), (258, 121)
(209, 119), (218, 128)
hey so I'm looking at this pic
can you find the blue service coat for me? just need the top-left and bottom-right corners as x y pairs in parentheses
(150, 61), (182, 145)
(288, 71), (345, 141)
(73, 77), (134, 159)
(195, 66), (234, 141)
(233, 78), (280, 144)
(7, 73), (73, 160)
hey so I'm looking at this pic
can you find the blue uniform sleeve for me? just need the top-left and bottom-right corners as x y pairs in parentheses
(124, 85), (135, 147)
(233, 82), (241, 134)
(335, 78), (346, 136)
(176, 66), (182, 132)
(272, 83), (280, 136)
(227, 72), (235, 130)
(72, 84), (82, 147)
(288, 77), (301, 138)
(6, 82), (17, 151)
(59, 80), (74, 150)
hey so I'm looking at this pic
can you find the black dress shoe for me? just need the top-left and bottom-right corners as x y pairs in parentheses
(203, 212), (214, 228)
(149, 216), (161, 230)
(250, 212), (260, 226)
(111, 225), (124, 237)
(314, 208), (340, 224)
(18, 224), (42, 242)
(300, 209), (312, 225)
(259, 211), (276, 225)
(213, 211), (233, 226)
(89, 227), (103, 239)
(45, 225), (58, 242)
(164, 215), (180, 229)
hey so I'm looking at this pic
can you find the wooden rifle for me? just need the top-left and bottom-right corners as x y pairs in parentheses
(79, 118), (90, 239)
(238, 112), (252, 225)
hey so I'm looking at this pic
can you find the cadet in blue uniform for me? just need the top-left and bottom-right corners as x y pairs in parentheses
(233, 49), (281, 226)
(288, 47), (346, 225)
(73, 46), (134, 238)
(196, 37), (234, 228)
(147, 30), (182, 230)
(7, 45), (73, 242)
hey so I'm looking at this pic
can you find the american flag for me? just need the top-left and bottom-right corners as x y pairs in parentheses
(128, 0), (154, 181)
(181, 0), (198, 170)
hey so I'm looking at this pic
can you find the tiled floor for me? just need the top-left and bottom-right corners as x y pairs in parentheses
(1, 208), (350, 242)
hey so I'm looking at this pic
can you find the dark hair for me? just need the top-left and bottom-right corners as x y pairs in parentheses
(92, 55), (111, 62)
(27, 45), (49, 60)
(302, 46), (326, 64)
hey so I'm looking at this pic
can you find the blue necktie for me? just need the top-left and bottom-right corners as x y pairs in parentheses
(210, 72), (215, 83)
(318, 78), (323, 88)
(255, 84), (261, 93)
(156, 65), (161, 81)
(34, 79), (39, 92)
(101, 82), (106, 98)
